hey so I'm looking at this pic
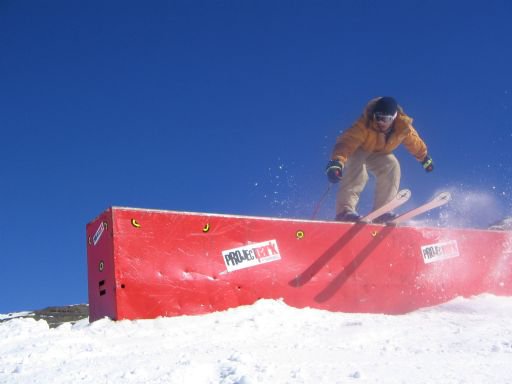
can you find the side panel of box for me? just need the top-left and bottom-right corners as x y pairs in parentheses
(86, 209), (117, 322)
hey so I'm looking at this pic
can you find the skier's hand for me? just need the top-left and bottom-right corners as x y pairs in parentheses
(422, 155), (434, 172)
(326, 160), (343, 183)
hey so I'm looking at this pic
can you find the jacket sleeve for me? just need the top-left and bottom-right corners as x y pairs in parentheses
(331, 119), (368, 164)
(402, 125), (428, 161)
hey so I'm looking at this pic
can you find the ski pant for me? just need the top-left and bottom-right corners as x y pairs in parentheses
(336, 148), (401, 216)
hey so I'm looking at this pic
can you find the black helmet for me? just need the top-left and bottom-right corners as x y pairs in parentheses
(373, 97), (398, 115)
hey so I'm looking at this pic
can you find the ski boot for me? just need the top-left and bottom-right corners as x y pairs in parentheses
(335, 210), (362, 222)
(373, 212), (398, 224)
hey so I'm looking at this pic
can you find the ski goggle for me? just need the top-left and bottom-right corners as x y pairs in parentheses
(374, 111), (397, 123)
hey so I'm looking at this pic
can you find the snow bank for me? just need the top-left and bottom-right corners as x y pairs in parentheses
(1, 295), (512, 383)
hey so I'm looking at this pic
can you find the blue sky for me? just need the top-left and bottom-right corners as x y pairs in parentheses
(1, 0), (511, 313)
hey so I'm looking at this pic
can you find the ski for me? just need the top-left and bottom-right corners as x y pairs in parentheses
(388, 191), (451, 225)
(360, 189), (411, 223)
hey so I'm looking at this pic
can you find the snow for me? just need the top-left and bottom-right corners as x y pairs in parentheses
(1, 295), (512, 383)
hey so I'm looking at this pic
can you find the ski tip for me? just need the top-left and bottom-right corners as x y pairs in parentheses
(397, 189), (412, 200)
(438, 191), (452, 202)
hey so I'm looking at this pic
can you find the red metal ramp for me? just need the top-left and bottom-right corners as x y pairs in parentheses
(86, 207), (512, 322)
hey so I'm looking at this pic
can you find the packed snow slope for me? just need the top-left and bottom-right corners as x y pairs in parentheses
(1, 295), (512, 384)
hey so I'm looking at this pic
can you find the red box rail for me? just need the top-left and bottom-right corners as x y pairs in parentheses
(86, 207), (512, 322)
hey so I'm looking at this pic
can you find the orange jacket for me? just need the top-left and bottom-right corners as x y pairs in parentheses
(331, 98), (428, 165)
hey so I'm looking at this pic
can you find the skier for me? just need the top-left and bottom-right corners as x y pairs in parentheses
(326, 96), (433, 222)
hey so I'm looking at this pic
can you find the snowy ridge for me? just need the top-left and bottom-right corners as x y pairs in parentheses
(489, 217), (512, 231)
(0, 312), (32, 321)
(1, 295), (512, 383)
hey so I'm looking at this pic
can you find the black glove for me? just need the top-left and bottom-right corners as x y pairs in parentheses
(422, 155), (434, 172)
(326, 160), (343, 183)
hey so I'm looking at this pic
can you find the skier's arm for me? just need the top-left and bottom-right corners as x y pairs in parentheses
(331, 121), (368, 164)
(402, 125), (428, 162)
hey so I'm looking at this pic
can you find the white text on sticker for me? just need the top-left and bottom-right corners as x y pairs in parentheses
(421, 240), (459, 264)
(93, 222), (105, 246)
(222, 240), (281, 272)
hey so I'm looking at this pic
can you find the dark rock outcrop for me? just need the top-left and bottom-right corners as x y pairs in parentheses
(1, 304), (89, 328)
